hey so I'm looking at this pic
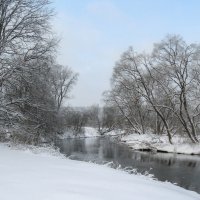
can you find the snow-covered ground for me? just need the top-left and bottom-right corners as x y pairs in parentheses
(84, 127), (100, 137)
(105, 129), (125, 136)
(60, 127), (124, 139)
(121, 133), (200, 155)
(0, 143), (199, 200)
(60, 127), (101, 139)
(59, 127), (200, 155)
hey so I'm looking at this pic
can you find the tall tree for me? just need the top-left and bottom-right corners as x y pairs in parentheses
(0, 0), (77, 144)
(107, 35), (200, 143)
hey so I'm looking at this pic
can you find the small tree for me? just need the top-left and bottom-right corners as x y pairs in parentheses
(51, 65), (78, 111)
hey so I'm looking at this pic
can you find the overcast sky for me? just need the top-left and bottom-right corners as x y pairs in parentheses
(52, 0), (200, 107)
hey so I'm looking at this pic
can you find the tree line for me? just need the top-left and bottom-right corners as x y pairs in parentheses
(0, 0), (78, 144)
(104, 35), (200, 144)
(53, 35), (200, 145)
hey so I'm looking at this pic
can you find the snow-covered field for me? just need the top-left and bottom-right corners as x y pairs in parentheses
(0, 143), (199, 200)
(121, 133), (200, 155)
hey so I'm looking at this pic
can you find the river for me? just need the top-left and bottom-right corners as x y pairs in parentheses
(56, 136), (200, 194)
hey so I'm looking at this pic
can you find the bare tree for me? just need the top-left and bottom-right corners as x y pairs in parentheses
(0, 0), (71, 144)
(86, 105), (117, 135)
(106, 35), (200, 144)
(0, 0), (55, 116)
(51, 65), (78, 111)
(0, 0), (55, 85)
(151, 35), (200, 143)
(108, 48), (174, 143)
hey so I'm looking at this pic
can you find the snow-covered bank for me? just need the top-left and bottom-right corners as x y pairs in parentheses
(60, 127), (124, 139)
(121, 133), (200, 155)
(59, 127), (200, 155)
(60, 127), (101, 139)
(0, 143), (199, 200)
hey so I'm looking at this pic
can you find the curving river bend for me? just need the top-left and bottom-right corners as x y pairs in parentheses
(56, 136), (200, 194)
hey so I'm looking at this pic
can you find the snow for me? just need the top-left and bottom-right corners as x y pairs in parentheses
(105, 129), (125, 136)
(60, 127), (125, 139)
(0, 143), (199, 200)
(59, 127), (200, 155)
(60, 127), (200, 155)
(60, 127), (101, 139)
(84, 127), (100, 137)
(121, 133), (200, 155)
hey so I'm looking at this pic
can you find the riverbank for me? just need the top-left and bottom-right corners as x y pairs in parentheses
(60, 127), (200, 155)
(0, 143), (199, 200)
(60, 127), (124, 139)
(59, 127), (101, 139)
(120, 133), (200, 155)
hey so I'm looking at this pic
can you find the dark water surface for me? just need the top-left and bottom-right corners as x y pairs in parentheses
(56, 136), (200, 194)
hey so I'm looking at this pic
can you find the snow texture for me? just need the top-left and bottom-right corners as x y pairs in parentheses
(84, 127), (100, 137)
(60, 127), (125, 139)
(60, 127), (101, 139)
(0, 143), (199, 200)
(121, 133), (200, 155)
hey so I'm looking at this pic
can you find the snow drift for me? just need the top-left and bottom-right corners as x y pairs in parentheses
(0, 143), (199, 200)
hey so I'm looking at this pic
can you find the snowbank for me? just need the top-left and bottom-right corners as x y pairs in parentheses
(105, 129), (125, 136)
(84, 127), (100, 137)
(60, 127), (101, 139)
(0, 143), (199, 200)
(121, 133), (200, 155)
(59, 127), (125, 139)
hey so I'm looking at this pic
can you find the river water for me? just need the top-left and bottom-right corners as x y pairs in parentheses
(56, 136), (200, 194)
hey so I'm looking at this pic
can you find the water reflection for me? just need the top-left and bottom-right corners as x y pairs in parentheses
(56, 137), (200, 194)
